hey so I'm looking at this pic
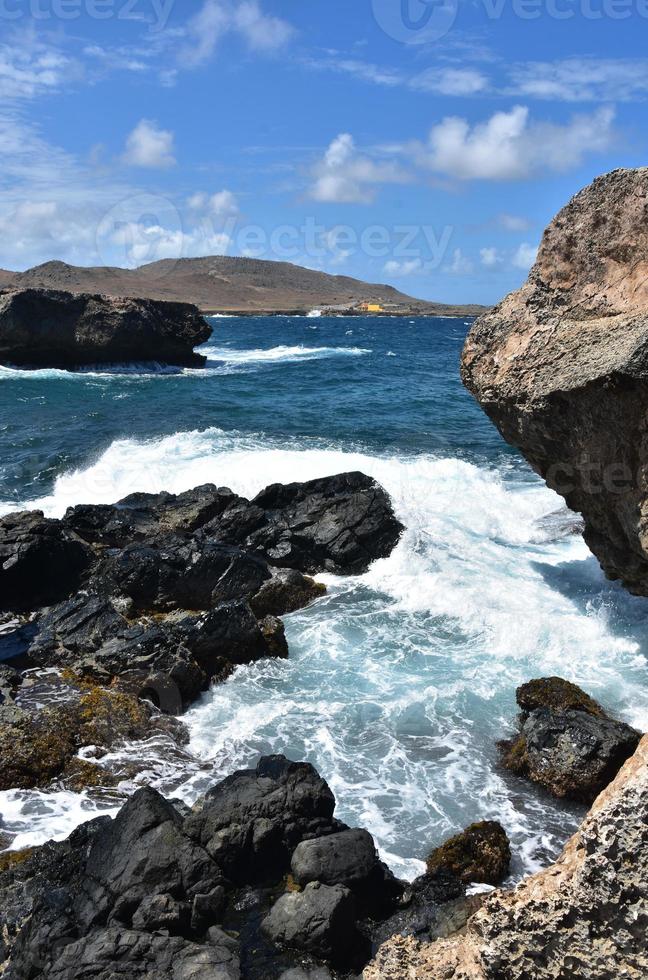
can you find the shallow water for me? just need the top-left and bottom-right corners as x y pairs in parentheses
(1, 316), (647, 880)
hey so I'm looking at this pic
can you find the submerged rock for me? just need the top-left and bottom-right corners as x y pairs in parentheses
(0, 287), (211, 368)
(462, 168), (648, 596)
(363, 736), (648, 980)
(0, 685), (155, 791)
(499, 677), (641, 803)
(426, 821), (511, 886)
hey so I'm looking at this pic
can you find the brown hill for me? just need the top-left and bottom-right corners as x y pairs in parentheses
(0, 257), (487, 316)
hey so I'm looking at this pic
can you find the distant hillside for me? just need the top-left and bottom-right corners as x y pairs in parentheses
(0, 257), (488, 317)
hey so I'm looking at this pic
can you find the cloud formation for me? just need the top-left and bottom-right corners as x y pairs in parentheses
(183, 0), (295, 66)
(123, 120), (176, 169)
(416, 105), (615, 180)
(309, 133), (408, 204)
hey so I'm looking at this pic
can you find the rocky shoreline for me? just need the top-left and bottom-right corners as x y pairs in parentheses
(0, 472), (402, 798)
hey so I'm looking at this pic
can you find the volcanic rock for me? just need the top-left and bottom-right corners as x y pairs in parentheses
(0, 510), (92, 612)
(0, 287), (211, 368)
(461, 168), (648, 596)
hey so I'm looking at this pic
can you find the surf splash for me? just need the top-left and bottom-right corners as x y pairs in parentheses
(2, 424), (647, 881)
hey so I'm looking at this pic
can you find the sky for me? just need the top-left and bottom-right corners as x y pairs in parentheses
(0, 0), (646, 304)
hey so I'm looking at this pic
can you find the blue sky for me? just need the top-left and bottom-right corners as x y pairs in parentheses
(1, 0), (646, 303)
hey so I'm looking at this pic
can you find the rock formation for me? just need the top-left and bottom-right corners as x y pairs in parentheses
(0, 756), (423, 979)
(0, 474), (402, 798)
(363, 734), (648, 980)
(461, 168), (648, 594)
(499, 677), (641, 803)
(0, 287), (211, 368)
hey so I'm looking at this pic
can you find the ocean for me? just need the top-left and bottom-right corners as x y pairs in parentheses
(1, 315), (647, 883)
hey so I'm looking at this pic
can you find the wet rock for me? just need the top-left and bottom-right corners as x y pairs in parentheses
(370, 871), (469, 948)
(64, 484), (237, 547)
(249, 567), (327, 618)
(246, 472), (404, 574)
(0, 287), (211, 368)
(291, 828), (403, 917)
(92, 536), (270, 614)
(461, 168), (648, 597)
(44, 928), (241, 980)
(0, 510), (92, 612)
(258, 615), (289, 660)
(425, 821), (511, 886)
(28, 596), (280, 713)
(499, 677), (642, 803)
(185, 755), (339, 885)
(501, 707), (641, 803)
(364, 737), (648, 980)
(0, 685), (153, 790)
(262, 882), (358, 966)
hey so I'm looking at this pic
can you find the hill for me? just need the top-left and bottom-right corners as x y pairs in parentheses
(0, 257), (487, 317)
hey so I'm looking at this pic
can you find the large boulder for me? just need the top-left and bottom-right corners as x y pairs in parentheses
(461, 168), (648, 596)
(0, 511), (92, 612)
(262, 882), (359, 966)
(245, 472), (404, 574)
(184, 755), (339, 884)
(290, 828), (403, 917)
(0, 755), (409, 978)
(0, 287), (211, 368)
(92, 537), (270, 614)
(363, 736), (648, 980)
(499, 677), (641, 803)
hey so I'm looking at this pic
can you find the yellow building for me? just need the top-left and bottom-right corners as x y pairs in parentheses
(360, 302), (383, 313)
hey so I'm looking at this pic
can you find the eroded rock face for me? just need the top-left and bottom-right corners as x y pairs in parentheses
(363, 736), (648, 980)
(461, 168), (648, 595)
(0, 287), (211, 368)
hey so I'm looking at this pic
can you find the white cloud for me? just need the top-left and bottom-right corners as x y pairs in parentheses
(0, 36), (80, 101)
(480, 247), (501, 267)
(412, 68), (489, 96)
(309, 133), (408, 204)
(106, 222), (232, 267)
(508, 58), (648, 103)
(444, 248), (474, 275)
(183, 0), (295, 67)
(417, 105), (615, 180)
(188, 189), (239, 216)
(384, 258), (424, 277)
(498, 213), (530, 232)
(305, 55), (402, 87)
(122, 120), (176, 169)
(512, 242), (538, 270)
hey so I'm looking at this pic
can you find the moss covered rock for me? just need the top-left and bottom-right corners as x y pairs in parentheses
(426, 821), (511, 886)
(500, 677), (642, 803)
(0, 686), (152, 791)
(516, 677), (605, 719)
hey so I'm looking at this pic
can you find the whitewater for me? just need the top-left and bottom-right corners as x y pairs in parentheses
(1, 316), (647, 884)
